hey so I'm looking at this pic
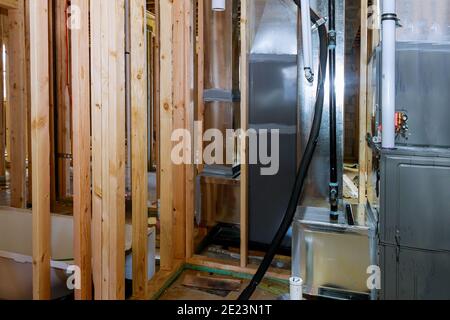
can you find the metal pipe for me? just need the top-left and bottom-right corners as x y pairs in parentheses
(329, 0), (339, 216)
(381, 0), (397, 149)
(301, 0), (314, 83)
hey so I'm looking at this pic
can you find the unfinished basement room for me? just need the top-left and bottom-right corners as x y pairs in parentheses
(0, 0), (449, 307)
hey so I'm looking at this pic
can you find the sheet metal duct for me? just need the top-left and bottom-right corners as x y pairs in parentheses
(249, 0), (298, 55)
(298, 0), (345, 208)
(248, 0), (298, 247)
(203, 0), (240, 167)
(396, 0), (450, 43)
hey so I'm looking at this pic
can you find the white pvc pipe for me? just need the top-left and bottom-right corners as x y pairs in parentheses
(381, 0), (396, 149)
(290, 277), (303, 300)
(301, 0), (314, 82)
(212, 0), (226, 12)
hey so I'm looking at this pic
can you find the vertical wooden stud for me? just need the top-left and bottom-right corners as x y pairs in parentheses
(0, 14), (5, 179)
(130, 0), (149, 298)
(184, 0), (195, 260)
(358, 0), (369, 204)
(159, 0), (174, 271)
(30, 0), (51, 300)
(90, 0), (126, 300)
(72, 0), (92, 300)
(240, 0), (249, 268)
(8, 0), (26, 208)
(55, 0), (71, 200)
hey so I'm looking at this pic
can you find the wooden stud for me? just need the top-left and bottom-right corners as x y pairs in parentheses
(90, 0), (103, 299)
(196, 0), (205, 172)
(184, 0), (195, 260)
(0, 15), (5, 179)
(130, 0), (149, 299)
(0, 0), (18, 10)
(48, 0), (56, 211)
(55, 0), (71, 200)
(239, 0), (249, 268)
(153, 3), (161, 201)
(8, 0), (27, 208)
(30, 0), (51, 300)
(366, 0), (380, 203)
(172, 0), (186, 261)
(358, 0), (368, 204)
(4, 19), (9, 165)
(71, 0), (92, 300)
(24, 0), (31, 205)
(90, 0), (126, 300)
(159, 0), (174, 271)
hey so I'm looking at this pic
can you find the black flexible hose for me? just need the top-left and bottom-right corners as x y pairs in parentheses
(238, 0), (328, 300)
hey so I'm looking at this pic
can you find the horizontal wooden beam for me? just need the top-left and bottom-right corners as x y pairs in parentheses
(187, 256), (290, 283)
(0, 0), (18, 10)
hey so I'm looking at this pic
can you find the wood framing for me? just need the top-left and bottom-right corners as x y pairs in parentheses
(184, 0), (195, 261)
(0, 0), (17, 10)
(358, 0), (369, 203)
(0, 14), (5, 178)
(90, 0), (126, 300)
(153, 3), (161, 201)
(187, 255), (290, 282)
(29, 0), (51, 300)
(55, 0), (71, 200)
(159, 0), (174, 271)
(239, 0), (249, 268)
(130, 0), (149, 298)
(172, 0), (187, 261)
(159, 0), (195, 268)
(24, 0), (31, 205)
(48, 0), (56, 211)
(8, 0), (27, 208)
(195, 0), (205, 175)
(71, 0), (92, 300)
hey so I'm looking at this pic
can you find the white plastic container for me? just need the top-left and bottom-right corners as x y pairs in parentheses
(290, 277), (304, 300)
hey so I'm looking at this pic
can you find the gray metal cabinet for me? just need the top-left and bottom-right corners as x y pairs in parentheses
(380, 148), (450, 299)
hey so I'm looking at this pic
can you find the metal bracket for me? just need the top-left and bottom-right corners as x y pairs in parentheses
(57, 153), (73, 160)
(382, 13), (402, 28)
(312, 17), (327, 32)
(328, 30), (337, 49)
(395, 229), (401, 262)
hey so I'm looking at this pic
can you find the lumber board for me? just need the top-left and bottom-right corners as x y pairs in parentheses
(184, 0), (195, 261)
(71, 0), (92, 300)
(0, 15), (5, 178)
(130, 0), (149, 299)
(90, 0), (126, 300)
(239, 0), (249, 268)
(8, 0), (26, 208)
(0, 0), (17, 10)
(358, 0), (369, 204)
(55, 0), (71, 200)
(29, 0), (51, 300)
(159, 0), (174, 271)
